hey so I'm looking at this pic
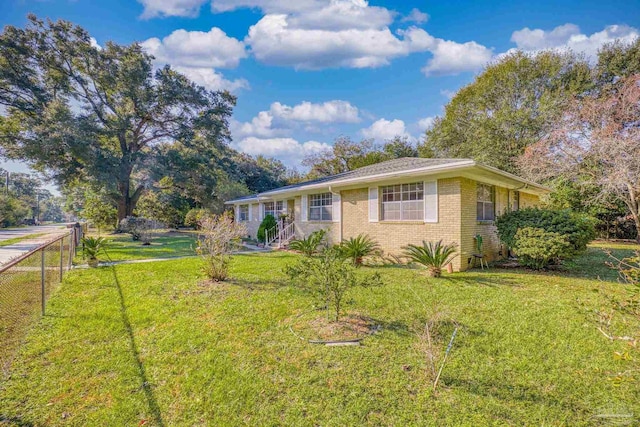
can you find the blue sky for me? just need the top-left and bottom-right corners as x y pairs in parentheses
(1, 0), (640, 183)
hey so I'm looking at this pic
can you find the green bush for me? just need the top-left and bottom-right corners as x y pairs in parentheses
(495, 208), (595, 255)
(402, 240), (458, 278)
(339, 234), (381, 266)
(257, 214), (277, 243)
(513, 227), (571, 269)
(288, 229), (327, 256)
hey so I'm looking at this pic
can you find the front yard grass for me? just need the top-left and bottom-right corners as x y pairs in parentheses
(1, 242), (639, 426)
(82, 230), (198, 262)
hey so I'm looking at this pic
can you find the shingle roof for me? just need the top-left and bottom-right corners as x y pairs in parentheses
(261, 158), (470, 194)
(226, 157), (548, 203)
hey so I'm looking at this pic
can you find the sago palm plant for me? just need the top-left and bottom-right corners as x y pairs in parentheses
(339, 233), (381, 266)
(402, 240), (458, 278)
(82, 236), (107, 268)
(288, 229), (327, 256)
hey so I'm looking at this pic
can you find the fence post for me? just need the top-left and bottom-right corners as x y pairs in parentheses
(68, 231), (74, 270)
(41, 248), (45, 316)
(59, 237), (64, 282)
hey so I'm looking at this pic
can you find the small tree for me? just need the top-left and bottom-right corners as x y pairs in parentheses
(285, 246), (383, 321)
(196, 211), (247, 282)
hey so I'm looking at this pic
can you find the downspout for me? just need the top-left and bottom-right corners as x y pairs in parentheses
(328, 185), (342, 242)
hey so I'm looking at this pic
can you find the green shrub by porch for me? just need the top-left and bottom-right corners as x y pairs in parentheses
(257, 214), (277, 243)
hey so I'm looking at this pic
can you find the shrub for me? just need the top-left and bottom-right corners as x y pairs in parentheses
(120, 216), (154, 244)
(285, 246), (383, 321)
(81, 236), (107, 267)
(185, 208), (209, 230)
(288, 230), (327, 256)
(339, 233), (381, 266)
(257, 214), (277, 243)
(608, 250), (640, 286)
(196, 211), (247, 281)
(512, 227), (571, 269)
(495, 208), (595, 256)
(402, 240), (458, 278)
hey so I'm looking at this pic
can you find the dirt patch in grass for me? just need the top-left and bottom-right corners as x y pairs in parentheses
(289, 310), (377, 342)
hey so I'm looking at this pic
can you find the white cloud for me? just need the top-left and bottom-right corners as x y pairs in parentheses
(173, 66), (249, 92)
(138, 0), (207, 18)
(402, 8), (429, 24)
(233, 137), (331, 166)
(246, 15), (431, 69)
(361, 118), (409, 141)
(270, 100), (360, 123)
(417, 116), (435, 131)
(421, 39), (493, 76)
(510, 23), (581, 50)
(141, 27), (248, 92)
(232, 99), (360, 140)
(509, 23), (639, 61)
(141, 27), (247, 69)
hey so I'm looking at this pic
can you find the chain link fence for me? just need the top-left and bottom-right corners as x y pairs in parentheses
(0, 229), (81, 375)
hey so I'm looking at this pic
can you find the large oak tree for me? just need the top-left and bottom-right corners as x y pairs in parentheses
(0, 15), (235, 222)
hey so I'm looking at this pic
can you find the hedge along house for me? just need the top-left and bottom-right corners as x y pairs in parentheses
(225, 158), (550, 271)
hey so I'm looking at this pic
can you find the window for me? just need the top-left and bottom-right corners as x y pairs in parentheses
(308, 192), (332, 221)
(263, 201), (284, 218)
(381, 182), (424, 221)
(239, 205), (249, 221)
(477, 183), (495, 221)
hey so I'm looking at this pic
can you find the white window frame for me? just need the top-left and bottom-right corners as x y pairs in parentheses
(477, 183), (495, 221)
(308, 192), (333, 222)
(238, 204), (249, 221)
(380, 182), (424, 221)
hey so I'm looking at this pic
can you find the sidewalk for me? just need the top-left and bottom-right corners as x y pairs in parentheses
(0, 230), (70, 266)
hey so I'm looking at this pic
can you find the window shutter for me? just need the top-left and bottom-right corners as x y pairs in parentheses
(258, 202), (264, 221)
(301, 195), (308, 222)
(234, 205), (240, 221)
(424, 180), (438, 223)
(368, 187), (378, 222)
(332, 193), (341, 223)
(248, 204), (253, 222)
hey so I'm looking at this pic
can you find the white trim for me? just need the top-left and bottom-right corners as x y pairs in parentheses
(368, 187), (379, 222)
(332, 193), (341, 223)
(301, 195), (308, 222)
(424, 180), (438, 223)
(258, 202), (264, 221)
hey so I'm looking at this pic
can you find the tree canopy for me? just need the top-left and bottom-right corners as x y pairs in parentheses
(422, 51), (592, 174)
(0, 15), (235, 222)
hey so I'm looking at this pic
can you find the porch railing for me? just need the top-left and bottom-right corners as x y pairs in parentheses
(265, 219), (296, 248)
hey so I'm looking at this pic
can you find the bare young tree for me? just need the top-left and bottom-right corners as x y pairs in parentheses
(197, 211), (247, 281)
(519, 75), (640, 242)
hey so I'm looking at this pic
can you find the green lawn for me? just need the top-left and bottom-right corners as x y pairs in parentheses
(1, 242), (639, 426)
(84, 231), (198, 262)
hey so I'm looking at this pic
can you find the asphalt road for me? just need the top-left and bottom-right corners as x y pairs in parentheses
(0, 224), (67, 242)
(0, 224), (69, 266)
